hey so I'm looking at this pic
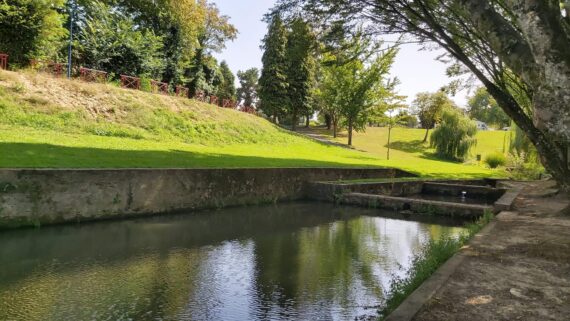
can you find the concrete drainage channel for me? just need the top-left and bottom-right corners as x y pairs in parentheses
(308, 178), (522, 217)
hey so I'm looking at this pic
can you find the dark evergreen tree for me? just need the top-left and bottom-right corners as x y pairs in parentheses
(217, 60), (236, 100)
(285, 18), (315, 131)
(258, 15), (289, 122)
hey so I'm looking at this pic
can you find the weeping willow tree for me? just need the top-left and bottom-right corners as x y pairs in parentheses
(430, 109), (477, 161)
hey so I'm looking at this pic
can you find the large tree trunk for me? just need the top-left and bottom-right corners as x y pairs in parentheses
(305, 114), (310, 128)
(325, 114), (332, 130)
(458, 0), (570, 190)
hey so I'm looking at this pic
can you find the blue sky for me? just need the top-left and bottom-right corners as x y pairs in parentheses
(212, 0), (470, 107)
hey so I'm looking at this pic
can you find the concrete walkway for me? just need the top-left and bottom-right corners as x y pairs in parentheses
(410, 181), (570, 321)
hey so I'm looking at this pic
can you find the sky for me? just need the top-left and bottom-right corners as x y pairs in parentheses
(212, 0), (471, 107)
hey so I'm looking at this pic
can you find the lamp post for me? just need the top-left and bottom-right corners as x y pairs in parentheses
(67, 0), (75, 79)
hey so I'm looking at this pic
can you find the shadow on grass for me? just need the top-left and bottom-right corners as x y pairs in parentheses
(0, 142), (383, 168)
(385, 139), (427, 153)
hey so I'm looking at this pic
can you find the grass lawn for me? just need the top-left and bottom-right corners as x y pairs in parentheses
(0, 70), (507, 179)
(303, 126), (510, 178)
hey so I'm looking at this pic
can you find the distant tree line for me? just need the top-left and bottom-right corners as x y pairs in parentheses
(257, 15), (400, 144)
(0, 0), (237, 101)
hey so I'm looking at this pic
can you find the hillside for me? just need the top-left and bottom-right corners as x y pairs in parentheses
(0, 70), (504, 178)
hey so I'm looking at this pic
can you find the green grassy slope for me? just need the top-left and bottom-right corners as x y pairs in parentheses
(0, 70), (505, 178)
(303, 125), (510, 178)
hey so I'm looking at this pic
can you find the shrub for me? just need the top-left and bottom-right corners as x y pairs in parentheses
(484, 152), (506, 168)
(430, 109), (477, 161)
(508, 151), (544, 180)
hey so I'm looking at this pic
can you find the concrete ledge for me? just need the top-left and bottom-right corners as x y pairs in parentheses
(384, 212), (502, 321)
(494, 187), (523, 211)
(422, 182), (505, 200)
(0, 167), (414, 228)
(340, 193), (493, 218)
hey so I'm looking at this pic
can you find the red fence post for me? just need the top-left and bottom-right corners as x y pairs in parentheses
(175, 86), (189, 98)
(150, 80), (168, 95)
(210, 95), (219, 106)
(80, 67), (108, 83)
(49, 62), (65, 77)
(120, 75), (141, 90)
(0, 54), (8, 70)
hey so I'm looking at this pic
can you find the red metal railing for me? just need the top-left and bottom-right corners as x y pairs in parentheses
(49, 62), (66, 77)
(29, 60), (66, 77)
(242, 106), (256, 114)
(151, 80), (168, 95)
(79, 67), (107, 83)
(222, 99), (235, 108)
(120, 75), (141, 90)
(0, 54), (8, 70)
(210, 95), (219, 106)
(175, 86), (189, 98)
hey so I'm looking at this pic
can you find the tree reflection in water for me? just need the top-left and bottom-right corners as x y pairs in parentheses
(0, 202), (465, 321)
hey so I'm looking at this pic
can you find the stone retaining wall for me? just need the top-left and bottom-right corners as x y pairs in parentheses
(0, 168), (413, 228)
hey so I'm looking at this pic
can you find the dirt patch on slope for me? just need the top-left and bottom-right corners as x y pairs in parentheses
(413, 181), (570, 321)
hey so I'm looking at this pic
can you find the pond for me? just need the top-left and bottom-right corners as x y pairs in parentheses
(0, 202), (466, 321)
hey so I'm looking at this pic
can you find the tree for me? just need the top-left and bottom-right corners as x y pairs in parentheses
(468, 87), (510, 128)
(397, 110), (418, 128)
(78, 1), (165, 78)
(318, 35), (397, 146)
(217, 60), (236, 101)
(384, 108), (408, 160)
(237, 68), (259, 108)
(259, 15), (289, 121)
(430, 109), (478, 161)
(0, 0), (67, 65)
(412, 92), (455, 143)
(285, 18), (316, 131)
(272, 1), (570, 189)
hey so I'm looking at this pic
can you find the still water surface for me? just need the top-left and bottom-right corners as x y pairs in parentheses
(0, 202), (465, 321)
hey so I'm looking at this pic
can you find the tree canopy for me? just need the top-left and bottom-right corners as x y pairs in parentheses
(237, 68), (259, 108)
(467, 87), (510, 128)
(271, 0), (570, 189)
(258, 15), (289, 121)
(412, 91), (455, 142)
(0, 0), (237, 96)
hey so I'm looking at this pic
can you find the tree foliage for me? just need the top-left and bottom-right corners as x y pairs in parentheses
(430, 109), (478, 161)
(237, 68), (259, 108)
(217, 61), (236, 100)
(412, 91), (455, 142)
(78, 1), (165, 78)
(271, 0), (570, 189)
(317, 33), (397, 145)
(467, 87), (509, 128)
(0, 0), (237, 95)
(258, 15), (289, 121)
(285, 18), (316, 130)
(0, 0), (67, 65)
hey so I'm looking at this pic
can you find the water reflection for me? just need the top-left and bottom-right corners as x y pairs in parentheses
(0, 202), (465, 321)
